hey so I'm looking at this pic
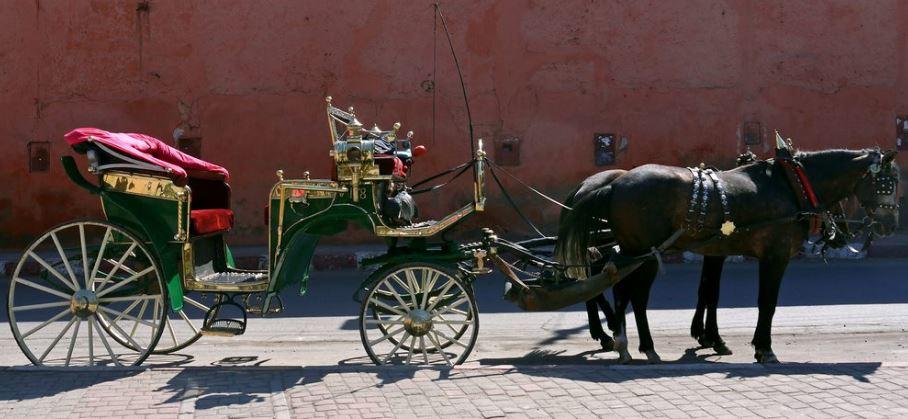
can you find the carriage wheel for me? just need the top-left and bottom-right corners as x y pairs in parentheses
(7, 220), (166, 366)
(359, 263), (479, 366)
(100, 292), (220, 354)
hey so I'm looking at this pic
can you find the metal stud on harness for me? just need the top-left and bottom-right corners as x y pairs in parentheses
(685, 166), (735, 236)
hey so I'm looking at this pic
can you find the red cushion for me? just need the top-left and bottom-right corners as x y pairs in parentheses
(190, 209), (234, 235)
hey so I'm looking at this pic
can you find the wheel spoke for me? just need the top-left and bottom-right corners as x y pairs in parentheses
(25, 252), (78, 293)
(368, 326), (407, 346)
(364, 318), (405, 326)
(63, 318), (82, 366)
(381, 281), (412, 313)
(436, 312), (468, 335)
(405, 335), (417, 365)
(99, 295), (159, 303)
(368, 297), (406, 317)
(432, 328), (469, 349)
(183, 296), (211, 312)
(166, 317), (178, 346)
(110, 298), (142, 325)
(96, 266), (155, 298)
(88, 228), (112, 288)
(95, 243), (137, 294)
(86, 315), (95, 366)
(427, 331), (452, 366)
(383, 331), (410, 364)
(130, 301), (149, 338)
(49, 232), (80, 291)
(99, 305), (158, 329)
(425, 279), (457, 312)
(178, 309), (199, 334)
(79, 224), (90, 289)
(14, 277), (73, 300)
(419, 270), (440, 309)
(21, 308), (71, 339)
(12, 301), (70, 312)
(420, 336), (430, 364)
(98, 311), (142, 350)
(432, 296), (470, 316)
(403, 270), (421, 307)
(93, 317), (122, 367)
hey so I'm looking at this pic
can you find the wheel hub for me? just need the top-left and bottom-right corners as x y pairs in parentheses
(403, 309), (433, 336)
(70, 289), (99, 318)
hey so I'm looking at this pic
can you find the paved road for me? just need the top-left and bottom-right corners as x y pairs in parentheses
(1, 260), (907, 417)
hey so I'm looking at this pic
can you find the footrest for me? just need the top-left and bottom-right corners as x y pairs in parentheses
(201, 319), (246, 337)
(202, 296), (248, 337)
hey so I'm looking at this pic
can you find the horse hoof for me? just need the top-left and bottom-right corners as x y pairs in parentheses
(614, 334), (631, 363)
(697, 337), (715, 348)
(755, 350), (779, 364)
(644, 350), (662, 364)
(713, 343), (733, 356)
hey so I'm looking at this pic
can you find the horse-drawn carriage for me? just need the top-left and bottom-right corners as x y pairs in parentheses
(8, 88), (902, 368)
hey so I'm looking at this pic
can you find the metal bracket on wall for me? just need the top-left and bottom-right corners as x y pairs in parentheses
(28, 141), (50, 172)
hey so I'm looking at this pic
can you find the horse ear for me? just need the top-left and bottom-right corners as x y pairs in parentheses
(883, 150), (898, 164)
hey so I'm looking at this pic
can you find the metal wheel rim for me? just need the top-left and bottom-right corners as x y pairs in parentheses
(359, 263), (479, 366)
(7, 220), (167, 367)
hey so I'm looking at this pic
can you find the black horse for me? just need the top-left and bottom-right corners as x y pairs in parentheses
(558, 148), (899, 363)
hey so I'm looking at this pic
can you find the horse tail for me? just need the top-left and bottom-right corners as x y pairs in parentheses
(555, 183), (614, 280)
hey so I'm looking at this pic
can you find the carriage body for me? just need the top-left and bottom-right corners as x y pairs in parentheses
(8, 96), (490, 366)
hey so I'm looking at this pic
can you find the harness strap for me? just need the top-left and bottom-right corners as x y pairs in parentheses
(777, 158), (822, 233)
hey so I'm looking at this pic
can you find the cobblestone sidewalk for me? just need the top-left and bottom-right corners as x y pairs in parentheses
(1, 363), (907, 418)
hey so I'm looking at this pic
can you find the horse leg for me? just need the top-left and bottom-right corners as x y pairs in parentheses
(630, 260), (660, 363)
(587, 294), (615, 352)
(703, 256), (732, 355)
(585, 297), (614, 351)
(693, 256), (732, 355)
(611, 282), (633, 364)
(752, 256), (789, 364)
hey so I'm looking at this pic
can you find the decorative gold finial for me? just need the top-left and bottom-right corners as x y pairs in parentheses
(304, 171), (310, 180)
(276, 169), (284, 181)
(325, 96), (332, 104)
(407, 130), (414, 139)
(393, 122), (401, 132)
(348, 106), (355, 115)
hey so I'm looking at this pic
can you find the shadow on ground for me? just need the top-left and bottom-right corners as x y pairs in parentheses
(0, 352), (882, 413)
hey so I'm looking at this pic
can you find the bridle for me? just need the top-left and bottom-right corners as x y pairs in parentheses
(814, 151), (900, 254)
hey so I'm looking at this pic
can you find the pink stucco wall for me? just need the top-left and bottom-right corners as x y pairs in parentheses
(1, 0), (906, 246)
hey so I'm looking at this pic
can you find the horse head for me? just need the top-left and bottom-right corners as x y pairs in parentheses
(853, 150), (900, 236)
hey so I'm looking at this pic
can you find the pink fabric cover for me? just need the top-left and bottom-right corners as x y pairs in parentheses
(64, 127), (229, 185)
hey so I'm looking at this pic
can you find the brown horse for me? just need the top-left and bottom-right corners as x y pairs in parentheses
(558, 148), (900, 363)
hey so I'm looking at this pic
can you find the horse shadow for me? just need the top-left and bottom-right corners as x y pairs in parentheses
(473, 347), (882, 383)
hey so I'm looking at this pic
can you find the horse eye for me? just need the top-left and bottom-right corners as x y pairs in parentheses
(870, 163), (881, 174)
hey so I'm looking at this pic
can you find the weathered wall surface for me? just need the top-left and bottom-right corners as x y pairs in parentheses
(1, 0), (906, 246)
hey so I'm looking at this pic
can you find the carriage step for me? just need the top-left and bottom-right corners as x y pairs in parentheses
(188, 271), (268, 292)
(195, 272), (268, 286)
(201, 319), (246, 337)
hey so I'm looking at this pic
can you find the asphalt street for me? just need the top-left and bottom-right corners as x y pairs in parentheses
(1, 259), (907, 367)
(1, 259), (907, 418)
